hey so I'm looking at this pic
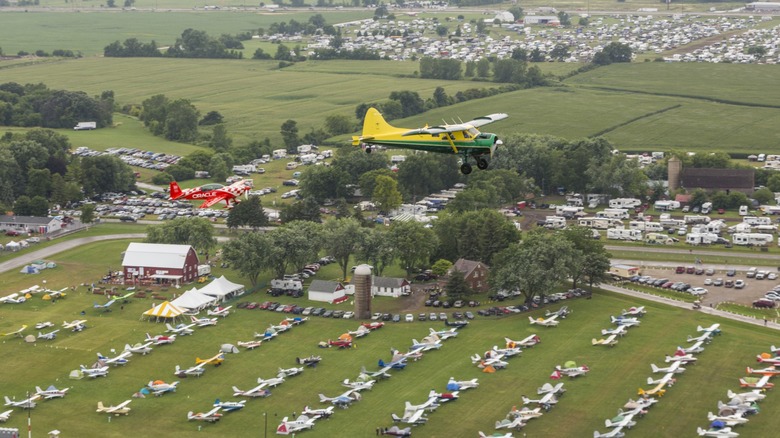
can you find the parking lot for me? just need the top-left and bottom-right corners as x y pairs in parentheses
(639, 266), (780, 307)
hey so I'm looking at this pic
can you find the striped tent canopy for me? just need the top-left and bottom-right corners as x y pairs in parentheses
(142, 301), (184, 322)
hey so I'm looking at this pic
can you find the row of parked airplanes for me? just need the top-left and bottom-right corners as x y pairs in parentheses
(589, 323), (722, 438)
(696, 344), (780, 437)
(592, 306), (647, 347)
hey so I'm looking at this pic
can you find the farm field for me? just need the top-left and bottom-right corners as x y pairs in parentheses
(1, 237), (780, 436)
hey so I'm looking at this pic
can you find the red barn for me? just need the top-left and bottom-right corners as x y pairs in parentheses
(122, 243), (200, 286)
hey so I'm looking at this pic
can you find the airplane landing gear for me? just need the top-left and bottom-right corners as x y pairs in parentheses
(476, 157), (489, 170)
(460, 163), (473, 175)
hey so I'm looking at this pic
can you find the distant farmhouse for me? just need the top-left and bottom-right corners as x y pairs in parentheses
(122, 242), (200, 286)
(450, 258), (490, 293)
(371, 276), (410, 298)
(0, 215), (62, 235)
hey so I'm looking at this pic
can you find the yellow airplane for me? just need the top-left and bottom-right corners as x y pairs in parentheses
(2, 325), (27, 338)
(352, 107), (508, 175)
(195, 352), (225, 367)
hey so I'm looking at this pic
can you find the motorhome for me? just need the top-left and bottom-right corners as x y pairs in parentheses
(743, 216), (772, 226)
(578, 217), (623, 230)
(739, 205), (749, 216)
(761, 205), (780, 215)
(645, 233), (675, 245)
(555, 205), (584, 217)
(595, 208), (630, 220)
(609, 264), (641, 280)
(544, 216), (567, 229)
(73, 121), (97, 130)
(683, 215), (711, 225)
(566, 194), (583, 207)
(609, 198), (641, 209)
(629, 221), (663, 232)
(686, 233), (719, 245)
(654, 200), (681, 211)
(606, 228), (642, 241)
(660, 218), (685, 229)
(732, 233), (774, 246)
(691, 220), (725, 235)
(701, 202), (713, 214)
(273, 149), (287, 159)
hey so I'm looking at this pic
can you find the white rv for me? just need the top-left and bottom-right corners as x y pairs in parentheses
(733, 233), (774, 246)
(607, 228), (643, 241)
(273, 149), (287, 159)
(578, 217), (623, 230)
(686, 233), (718, 245)
(654, 200), (680, 211)
(595, 208), (630, 220)
(629, 221), (663, 232)
(645, 233), (675, 245)
(544, 216), (567, 229)
(743, 216), (772, 226)
(609, 198), (641, 209)
(555, 205), (584, 217)
(683, 215), (711, 225)
(660, 219), (685, 229)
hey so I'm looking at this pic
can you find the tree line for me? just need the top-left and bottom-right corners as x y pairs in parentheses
(104, 29), (248, 59)
(0, 82), (113, 130)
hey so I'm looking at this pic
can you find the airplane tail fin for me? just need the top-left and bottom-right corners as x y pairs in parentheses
(35, 386), (43, 394)
(4, 397), (11, 406)
(354, 108), (394, 146)
(169, 181), (183, 199)
(604, 418), (614, 428)
(647, 377), (656, 385)
(651, 364), (661, 373)
(528, 317), (537, 324)
(697, 427), (707, 436)
(391, 413), (402, 422)
(404, 401), (414, 412)
(318, 394), (328, 403)
(378, 359), (386, 367)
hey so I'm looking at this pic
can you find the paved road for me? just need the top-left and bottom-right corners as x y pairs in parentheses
(0, 234), (146, 274)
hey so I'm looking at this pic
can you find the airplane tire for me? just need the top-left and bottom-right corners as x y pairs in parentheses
(365, 147), (372, 154)
(460, 163), (473, 175)
(476, 158), (489, 170)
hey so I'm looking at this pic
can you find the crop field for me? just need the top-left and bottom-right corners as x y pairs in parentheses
(1, 238), (780, 437)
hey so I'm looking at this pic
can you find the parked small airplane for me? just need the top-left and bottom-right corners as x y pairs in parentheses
(601, 325), (628, 337)
(507, 406), (543, 422)
(521, 392), (558, 410)
(378, 357), (407, 370)
(592, 334), (619, 347)
(410, 338), (442, 352)
(491, 345), (522, 358)
(34, 321), (54, 329)
(698, 323), (721, 335)
(165, 323), (195, 336)
(718, 399), (758, 416)
(319, 389), (361, 408)
(593, 426), (626, 438)
(284, 316), (308, 325)
(174, 362), (207, 378)
(447, 377), (479, 391)
(80, 364), (109, 378)
(256, 376), (285, 388)
(688, 332), (716, 343)
(146, 333), (176, 346)
(621, 306), (646, 317)
(537, 382), (566, 396)
(348, 326), (371, 338)
(268, 323), (291, 334)
(207, 306), (232, 318)
(359, 366), (392, 380)
(637, 382), (667, 398)
(696, 427), (740, 437)
(93, 299), (116, 312)
(147, 380), (179, 396)
(505, 335), (541, 348)
(237, 340), (263, 350)
(2, 325), (27, 338)
(0, 409), (12, 422)
(195, 352), (225, 367)
(755, 353), (780, 365)
(169, 179), (253, 209)
(472, 353), (508, 370)
(746, 365), (780, 376)
(651, 362), (685, 374)
(96, 400), (132, 416)
(389, 348), (423, 362)
(255, 330), (278, 341)
(552, 364), (590, 378)
(428, 389), (459, 404)
(610, 315), (640, 327)
(665, 351), (697, 364)
(296, 355), (322, 367)
(124, 342), (153, 355)
(0, 294), (25, 304)
(678, 341), (706, 355)
(276, 415), (317, 435)
(63, 319), (87, 332)
(403, 393), (440, 415)
(391, 407), (428, 425)
(529, 315), (559, 327)
(302, 405), (334, 419)
(352, 107), (508, 175)
(361, 321), (385, 330)
(545, 306), (571, 319)
(445, 319), (469, 329)
(34, 386), (69, 400)
(429, 327), (459, 340)
(4, 394), (40, 409)
(187, 407), (223, 423)
(232, 384), (271, 398)
(328, 338), (353, 349)
(726, 389), (765, 403)
(275, 367), (303, 379)
(707, 411), (749, 427)
(623, 397), (657, 411)
(213, 399), (246, 412)
(604, 412), (637, 429)
(739, 374), (773, 389)
(342, 379), (375, 391)
(190, 315), (218, 327)
(37, 329), (59, 341)
(647, 373), (677, 388)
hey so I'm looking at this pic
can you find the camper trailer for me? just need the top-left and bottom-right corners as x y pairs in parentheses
(609, 264), (640, 280)
(578, 217), (623, 230)
(645, 233), (675, 245)
(544, 216), (567, 230)
(660, 218), (686, 229)
(733, 233), (774, 246)
(555, 205), (584, 218)
(273, 149), (287, 159)
(607, 228), (642, 241)
(654, 200), (681, 211)
(609, 198), (641, 209)
(629, 221), (663, 232)
(743, 216), (772, 226)
(701, 202), (713, 214)
(686, 233), (719, 246)
(595, 208), (630, 220)
(684, 215), (711, 225)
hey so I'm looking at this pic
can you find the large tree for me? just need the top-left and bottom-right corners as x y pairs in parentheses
(222, 231), (274, 286)
(226, 196), (269, 229)
(145, 217), (217, 253)
(324, 217), (367, 281)
(561, 226), (611, 289)
(266, 221), (324, 278)
(433, 209), (520, 266)
(490, 230), (576, 303)
(389, 220), (438, 277)
(372, 175), (402, 213)
(357, 227), (395, 276)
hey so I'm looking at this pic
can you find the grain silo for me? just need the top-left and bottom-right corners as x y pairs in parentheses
(668, 156), (682, 192)
(353, 264), (372, 320)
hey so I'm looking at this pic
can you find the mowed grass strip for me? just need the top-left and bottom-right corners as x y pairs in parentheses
(3, 239), (780, 438)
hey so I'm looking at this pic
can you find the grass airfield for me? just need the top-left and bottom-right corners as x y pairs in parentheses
(2, 265), (780, 437)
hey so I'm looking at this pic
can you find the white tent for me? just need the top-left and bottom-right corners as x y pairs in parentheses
(171, 289), (217, 312)
(6, 241), (20, 252)
(198, 276), (245, 303)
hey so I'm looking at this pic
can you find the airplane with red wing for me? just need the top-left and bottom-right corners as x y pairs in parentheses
(169, 179), (252, 209)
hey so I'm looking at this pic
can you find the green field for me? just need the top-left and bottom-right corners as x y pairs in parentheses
(1, 237), (780, 437)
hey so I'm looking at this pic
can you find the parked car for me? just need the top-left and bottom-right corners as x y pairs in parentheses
(392, 314), (401, 323)
(713, 278), (724, 286)
(705, 268), (715, 276)
(734, 280), (746, 289)
(675, 266), (685, 274)
(753, 298), (775, 308)
(418, 313), (427, 321)
(405, 314), (414, 322)
(464, 311), (475, 320)
(724, 280), (734, 288)
(688, 287), (708, 296)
